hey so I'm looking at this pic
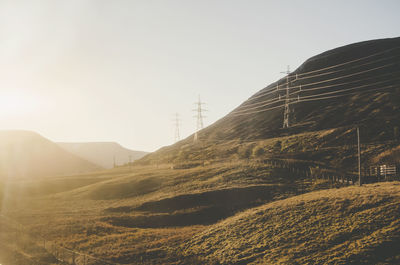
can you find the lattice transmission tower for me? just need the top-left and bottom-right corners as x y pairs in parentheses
(280, 65), (291, 128)
(193, 95), (206, 141)
(173, 113), (181, 143)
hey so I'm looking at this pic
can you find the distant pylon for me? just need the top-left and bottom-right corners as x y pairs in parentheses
(173, 113), (181, 143)
(281, 65), (291, 128)
(193, 95), (206, 141)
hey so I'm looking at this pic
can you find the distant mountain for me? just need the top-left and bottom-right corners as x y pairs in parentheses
(0, 131), (101, 178)
(58, 142), (148, 169)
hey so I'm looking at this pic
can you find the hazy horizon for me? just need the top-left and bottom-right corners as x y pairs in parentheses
(1, 0), (399, 152)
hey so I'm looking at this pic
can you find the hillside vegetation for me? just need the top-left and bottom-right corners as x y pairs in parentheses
(181, 182), (400, 265)
(139, 37), (400, 169)
(1, 38), (399, 264)
(3, 173), (399, 264)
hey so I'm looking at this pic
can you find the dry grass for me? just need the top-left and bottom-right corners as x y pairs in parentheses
(180, 182), (400, 265)
(1, 159), (340, 264)
(0, 130), (397, 264)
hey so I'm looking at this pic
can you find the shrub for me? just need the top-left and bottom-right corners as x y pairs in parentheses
(238, 146), (251, 159)
(252, 146), (265, 158)
(273, 140), (282, 152)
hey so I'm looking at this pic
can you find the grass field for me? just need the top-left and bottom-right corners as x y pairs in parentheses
(1, 156), (341, 264)
(1, 124), (399, 264)
(181, 182), (400, 264)
(1, 150), (399, 264)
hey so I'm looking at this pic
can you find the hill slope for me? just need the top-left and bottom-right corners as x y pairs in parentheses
(181, 182), (400, 265)
(139, 37), (400, 167)
(205, 37), (400, 141)
(2, 38), (399, 265)
(0, 130), (102, 178)
(58, 142), (148, 168)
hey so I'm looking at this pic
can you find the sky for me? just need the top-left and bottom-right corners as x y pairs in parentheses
(0, 0), (399, 152)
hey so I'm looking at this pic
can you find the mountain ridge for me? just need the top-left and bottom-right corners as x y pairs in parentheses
(138, 37), (400, 168)
(58, 142), (148, 169)
(0, 130), (102, 178)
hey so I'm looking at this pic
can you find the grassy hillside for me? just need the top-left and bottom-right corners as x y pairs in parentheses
(1, 38), (399, 264)
(0, 216), (56, 265)
(1, 161), (340, 264)
(58, 142), (148, 169)
(3, 169), (399, 264)
(0, 131), (102, 179)
(139, 37), (400, 167)
(181, 182), (400, 265)
(203, 37), (400, 141)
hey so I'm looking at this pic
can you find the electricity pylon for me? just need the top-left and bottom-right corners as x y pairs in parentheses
(193, 95), (206, 141)
(281, 65), (291, 128)
(173, 113), (181, 143)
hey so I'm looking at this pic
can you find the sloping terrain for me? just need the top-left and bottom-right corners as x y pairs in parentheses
(0, 130), (102, 179)
(139, 37), (400, 169)
(181, 182), (400, 265)
(1, 162), (338, 264)
(58, 142), (148, 168)
(1, 38), (399, 264)
(204, 37), (400, 142)
(5, 173), (399, 264)
(0, 216), (56, 265)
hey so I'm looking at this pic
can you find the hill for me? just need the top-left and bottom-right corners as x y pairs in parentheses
(58, 142), (148, 168)
(181, 182), (400, 264)
(0, 130), (102, 179)
(3, 172), (399, 264)
(1, 38), (399, 264)
(139, 37), (400, 170)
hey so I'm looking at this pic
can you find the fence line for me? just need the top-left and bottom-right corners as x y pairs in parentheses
(0, 214), (121, 265)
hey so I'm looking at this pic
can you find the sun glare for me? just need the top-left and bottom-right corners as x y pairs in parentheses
(0, 91), (39, 117)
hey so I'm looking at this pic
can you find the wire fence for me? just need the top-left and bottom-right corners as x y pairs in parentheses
(0, 214), (121, 265)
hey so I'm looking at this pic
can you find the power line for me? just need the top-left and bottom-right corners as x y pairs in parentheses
(289, 70), (400, 95)
(235, 63), (399, 114)
(293, 53), (399, 82)
(289, 62), (396, 89)
(243, 49), (400, 104)
(257, 61), (396, 104)
(234, 74), (399, 115)
(244, 59), (396, 106)
(237, 70), (400, 111)
(295, 45), (400, 77)
(230, 84), (396, 116)
(294, 84), (395, 104)
(294, 78), (400, 100)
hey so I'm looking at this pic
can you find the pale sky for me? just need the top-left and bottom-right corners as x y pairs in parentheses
(0, 0), (399, 152)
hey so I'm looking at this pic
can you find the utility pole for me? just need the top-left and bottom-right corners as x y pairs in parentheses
(357, 127), (362, 186)
(113, 156), (116, 168)
(281, 65), (291, 128)
(173, 113), (181, 143)
(193, 95), (206, 142)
